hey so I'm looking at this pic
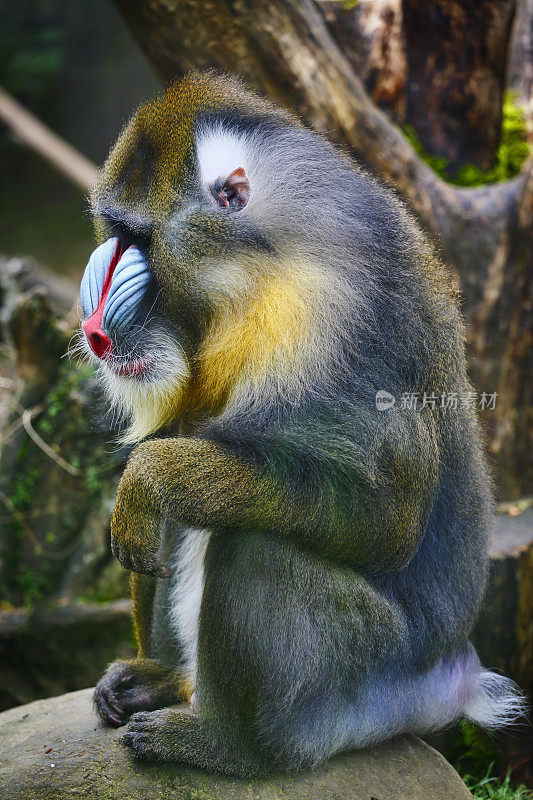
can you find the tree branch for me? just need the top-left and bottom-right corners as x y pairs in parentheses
(0, 87), (97, 191)
(0, 600), (131, 638)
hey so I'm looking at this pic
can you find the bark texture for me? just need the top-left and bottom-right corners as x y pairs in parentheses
(402, 0), (516, 173)
(318, 0), (407, 122)
(473, 507), (533, 702)
(507, 0), (533, 139)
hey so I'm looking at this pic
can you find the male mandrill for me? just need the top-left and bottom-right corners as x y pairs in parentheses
(83, 73), (523, 776)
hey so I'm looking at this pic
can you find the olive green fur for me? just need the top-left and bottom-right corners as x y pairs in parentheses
(111, 429), (437, 575)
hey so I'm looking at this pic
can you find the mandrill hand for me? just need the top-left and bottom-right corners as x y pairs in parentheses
(110, 444), (172, 578)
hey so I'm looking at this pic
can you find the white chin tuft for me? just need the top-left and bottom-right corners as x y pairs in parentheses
(97, 331), (190, 443)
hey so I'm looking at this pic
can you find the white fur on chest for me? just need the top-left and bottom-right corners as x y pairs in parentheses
(169, 528), (211, 684)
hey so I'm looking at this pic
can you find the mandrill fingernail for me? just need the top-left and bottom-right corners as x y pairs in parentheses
(156, 564), (173, 579)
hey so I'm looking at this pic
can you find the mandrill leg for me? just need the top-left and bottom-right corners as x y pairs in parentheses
(95, 526), (196, 727)
(122, 531), (410, 776)
(130, 572), (156, 657)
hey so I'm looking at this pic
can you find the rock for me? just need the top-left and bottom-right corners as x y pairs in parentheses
(0, 688), (472, 800)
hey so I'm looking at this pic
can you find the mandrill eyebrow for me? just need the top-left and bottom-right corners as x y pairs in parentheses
(96, 207), (153, 248)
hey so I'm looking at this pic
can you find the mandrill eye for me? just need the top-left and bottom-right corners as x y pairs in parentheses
(210, 166), (251, 211)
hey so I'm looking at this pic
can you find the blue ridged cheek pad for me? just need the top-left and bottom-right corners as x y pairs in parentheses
(102, 246), (152, 334)
(80, 237), (118, 318)
(80, 238), (152, 334)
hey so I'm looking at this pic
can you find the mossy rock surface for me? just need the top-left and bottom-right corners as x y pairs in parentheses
(0, 688), (472, 800)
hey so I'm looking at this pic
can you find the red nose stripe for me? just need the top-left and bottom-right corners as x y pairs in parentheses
(82, 238), (124, 359)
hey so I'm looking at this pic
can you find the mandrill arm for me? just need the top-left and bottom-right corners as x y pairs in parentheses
(111, 415), (438, 578)
(111, 437), (282, 578)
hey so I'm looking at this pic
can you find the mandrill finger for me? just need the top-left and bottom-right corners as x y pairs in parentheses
(131, 554), (172, 579)
(104, 705), (122, 727)
(108, 695), (124, 715)
(114, 545), (134, 572)
(152, 561), (173, 579)
(95, 690), (123, 727)
(126, 550), (172, 579)
(111, 537), (172, 578)
(110, 539), (124, 564)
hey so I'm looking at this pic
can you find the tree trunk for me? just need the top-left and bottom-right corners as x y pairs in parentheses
(317, 0), (407, 124)
(507, 0), (533, 140)
(313, 0), (517, 172)
(111, 0), (532, 498)
(402, 0), (516, 174)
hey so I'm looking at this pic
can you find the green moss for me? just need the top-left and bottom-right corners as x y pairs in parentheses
(17, 568), (49, 604)
(11, 457), (40, 511)
(403, 92), (530, 187)
(82, 559), (130, 604)
(0, 3), (65, 104)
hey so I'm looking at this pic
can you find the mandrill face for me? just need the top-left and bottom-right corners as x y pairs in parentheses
(79, 73), (356, 445)
(79, 74), (284, 442)
(79, 225), (194, 443)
